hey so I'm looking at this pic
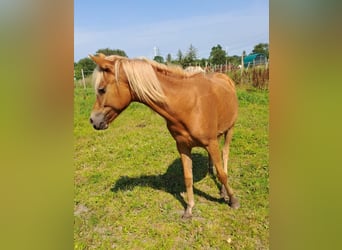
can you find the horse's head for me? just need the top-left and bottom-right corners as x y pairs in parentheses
(88, 54), (132, 130)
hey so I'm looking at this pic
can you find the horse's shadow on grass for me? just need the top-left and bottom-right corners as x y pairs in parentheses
(110, 153), (225, 209)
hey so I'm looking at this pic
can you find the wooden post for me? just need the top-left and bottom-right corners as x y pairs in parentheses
(241, 53), (244, 84)
(241, 53), (244, 75)
(81, 69), (86, 89)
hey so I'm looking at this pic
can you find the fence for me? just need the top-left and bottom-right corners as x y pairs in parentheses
(74, 61), (269, 90)
(228, 67), (269, 89)
(186, 62), (269, 89)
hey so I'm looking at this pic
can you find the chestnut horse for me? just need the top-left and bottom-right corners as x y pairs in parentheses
(89, 54), (239, 218)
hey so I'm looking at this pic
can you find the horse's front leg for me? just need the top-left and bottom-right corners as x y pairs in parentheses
(176, 142), (194, 219)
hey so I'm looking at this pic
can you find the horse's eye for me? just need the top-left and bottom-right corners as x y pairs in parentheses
(98, 87), (106, 95)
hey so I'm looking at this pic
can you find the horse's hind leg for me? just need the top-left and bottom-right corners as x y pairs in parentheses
(207, 139), (240, 209)
(208, 155), (216, 175)
(209, 128), (233, 176)
(177, 143), (194, 219)
(221, 129), (233, 200)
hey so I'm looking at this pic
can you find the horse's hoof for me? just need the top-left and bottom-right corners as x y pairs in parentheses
(181, 212), (192, 220)
(220, 188), (229, 201)
(229, 197), (240, 209)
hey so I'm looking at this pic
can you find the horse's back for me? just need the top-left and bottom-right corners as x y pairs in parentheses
(204, 72), (236, 92)
(188, 73), (238, 138)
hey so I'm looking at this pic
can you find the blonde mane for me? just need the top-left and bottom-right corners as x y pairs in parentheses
(92, 56), (200, 104)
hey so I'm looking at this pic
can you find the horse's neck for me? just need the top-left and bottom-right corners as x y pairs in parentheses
(138, 75), (184, 123)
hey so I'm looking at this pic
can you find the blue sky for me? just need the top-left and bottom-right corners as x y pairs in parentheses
(74, 0), (269, 62)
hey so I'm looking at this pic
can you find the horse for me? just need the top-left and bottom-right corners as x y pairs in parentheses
(184, 66), (205, 73)
(88, 53), (239, 218)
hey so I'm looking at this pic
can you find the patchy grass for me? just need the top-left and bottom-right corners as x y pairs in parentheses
(74, 86), (269, 249)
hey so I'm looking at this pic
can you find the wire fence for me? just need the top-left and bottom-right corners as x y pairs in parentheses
(74, 61), (269, 90)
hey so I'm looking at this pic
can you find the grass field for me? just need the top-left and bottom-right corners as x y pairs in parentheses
(74, 85), (269, 249)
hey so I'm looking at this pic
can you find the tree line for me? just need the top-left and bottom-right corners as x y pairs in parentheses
(74, 43), (269, 80)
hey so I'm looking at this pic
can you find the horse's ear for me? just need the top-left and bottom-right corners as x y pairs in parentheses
(89, 54), (113, 72)
(97, 53), (106, 58)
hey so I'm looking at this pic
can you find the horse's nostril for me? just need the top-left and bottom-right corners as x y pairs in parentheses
(90, 118), (93, 124)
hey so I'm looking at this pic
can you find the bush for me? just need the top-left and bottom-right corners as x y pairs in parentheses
(227, 66), (269, 90)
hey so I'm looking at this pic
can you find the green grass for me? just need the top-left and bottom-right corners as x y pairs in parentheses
(74, 86), (269, 249)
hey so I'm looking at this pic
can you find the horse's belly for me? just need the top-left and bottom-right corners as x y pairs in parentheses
(166, 121), (206, 147)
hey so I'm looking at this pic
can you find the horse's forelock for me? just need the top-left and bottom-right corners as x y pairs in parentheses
(92, 67), (103, 91)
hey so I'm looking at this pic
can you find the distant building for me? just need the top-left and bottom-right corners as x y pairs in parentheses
(243, 53), (267, 68)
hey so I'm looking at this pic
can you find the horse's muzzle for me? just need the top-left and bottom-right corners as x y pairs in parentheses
(90, 112), (108, 130)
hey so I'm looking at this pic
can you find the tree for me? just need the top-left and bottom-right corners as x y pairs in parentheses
(227, 55), (241, 66)
(183, 44), (197, 66)
(166, 53), (172, 64)
(74, 48), (128, 80)
(74, 63), (82, 80)
(153, 55), (164, 64)
(252, 43), (269, 58)
(96, 48), (127, 57)
(176, 49), (183, 63)
(199, 58), (207, 67)
(74, 57), (96, 79)
(209, 44), (227, 65)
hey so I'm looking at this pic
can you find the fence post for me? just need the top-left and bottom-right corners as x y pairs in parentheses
(241, 54), (244, 73)
(81, 69), (86, 89)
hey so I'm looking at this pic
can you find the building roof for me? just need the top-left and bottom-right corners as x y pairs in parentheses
(243, 53), (267, 67)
